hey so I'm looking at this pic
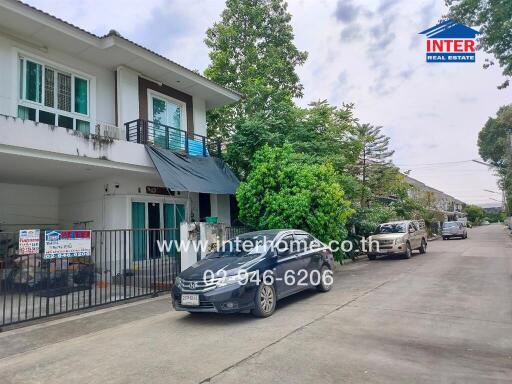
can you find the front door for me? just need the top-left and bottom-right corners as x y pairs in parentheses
(275, 234), (301, 298)
(163, 203), (186, 256)
(132, 202), (146, 261)
(148, 202), (160, 258)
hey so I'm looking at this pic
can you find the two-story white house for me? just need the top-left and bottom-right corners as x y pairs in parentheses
(0, 0), (241, 235)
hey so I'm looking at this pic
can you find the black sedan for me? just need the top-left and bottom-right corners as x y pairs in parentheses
(171, 229), (335, 317)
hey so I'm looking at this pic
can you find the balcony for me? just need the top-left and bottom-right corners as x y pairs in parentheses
(124, 119), (221, 157)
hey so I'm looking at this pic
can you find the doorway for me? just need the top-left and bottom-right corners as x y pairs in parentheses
(199, 193), (211, 221)
(148, 202), (160, 258)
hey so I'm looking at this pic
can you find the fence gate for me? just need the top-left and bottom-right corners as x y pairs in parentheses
(0, 229), (180, 327)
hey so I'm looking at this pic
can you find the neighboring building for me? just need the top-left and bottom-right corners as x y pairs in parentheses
(0, 0), (241, 233)
(405, 175), (465, 220)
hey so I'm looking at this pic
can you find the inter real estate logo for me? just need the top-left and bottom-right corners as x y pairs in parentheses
(419, 19), (479, 63)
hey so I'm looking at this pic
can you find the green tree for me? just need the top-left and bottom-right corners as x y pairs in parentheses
(477, 104), (512, 213)
(236, 145), (354, 246)
(353, 123), (398, 207)
(349, 204), (397, 237)
(446, 0), (512, 89)
(464, 204), (486, 224)
(478, 105), (512, 167)
(288, 100), (361, 170)
(204, 0), (308, 177)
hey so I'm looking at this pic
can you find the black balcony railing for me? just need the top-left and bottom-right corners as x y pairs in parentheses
(125, 119), (221, 157)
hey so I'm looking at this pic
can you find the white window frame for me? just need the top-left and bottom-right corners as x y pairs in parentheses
(17, 54), (92, 130)
(147, 89), (187, 132)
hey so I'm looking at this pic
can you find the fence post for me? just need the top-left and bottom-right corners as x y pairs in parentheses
(123, 231), (127, 299)
(202, 136), (207, 156)
(151, 232), (158, 297)
(185, 132), (189, 154)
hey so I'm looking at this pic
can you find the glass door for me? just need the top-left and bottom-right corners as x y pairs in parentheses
(163, 203), (186, 257)
(151, 95), (183, 150)
(131, 202), (146, 261)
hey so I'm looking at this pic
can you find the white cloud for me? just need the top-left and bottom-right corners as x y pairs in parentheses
(24, 0), (510, 205)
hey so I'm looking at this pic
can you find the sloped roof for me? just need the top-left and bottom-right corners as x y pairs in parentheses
(5, 0), (242, 103)
(419, 19), (480, 39)
(404, 175), (465, 205)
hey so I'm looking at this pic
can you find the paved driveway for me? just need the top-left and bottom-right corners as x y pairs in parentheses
(0, 224), (511, 383)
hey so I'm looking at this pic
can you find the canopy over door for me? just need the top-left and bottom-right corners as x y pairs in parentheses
(146, 146), (240, 194)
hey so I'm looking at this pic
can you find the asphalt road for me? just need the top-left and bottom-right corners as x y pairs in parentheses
(0, 224), (511, 383)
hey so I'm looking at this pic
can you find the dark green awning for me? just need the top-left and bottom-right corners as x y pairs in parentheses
(146, 146), (239, 194)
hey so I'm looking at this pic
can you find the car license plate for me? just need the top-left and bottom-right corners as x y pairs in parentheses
(181, 294), (199, 306)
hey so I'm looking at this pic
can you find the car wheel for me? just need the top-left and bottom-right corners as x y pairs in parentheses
(316, 265), (334, 292)
(368, 254), (376, 260)
(403, 243), (412, 259)
(252, 282), (276, 318)
(419, 239), (427, 254)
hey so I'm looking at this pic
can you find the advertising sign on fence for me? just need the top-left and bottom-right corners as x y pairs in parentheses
(18, 229), (40, 255)
(44, 230), (92, 259)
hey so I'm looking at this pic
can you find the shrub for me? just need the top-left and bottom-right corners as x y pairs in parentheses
(236, 145), (354, 247)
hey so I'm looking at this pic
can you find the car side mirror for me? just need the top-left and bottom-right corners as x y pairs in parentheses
(277, 244), (290, 257)
(409, 228), (415, 233)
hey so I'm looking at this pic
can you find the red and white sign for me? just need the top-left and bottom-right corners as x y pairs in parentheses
(19, 229), (40, 255)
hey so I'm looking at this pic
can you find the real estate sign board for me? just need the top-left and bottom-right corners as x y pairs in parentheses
(18, 229), (40, 255)
(44, 230), (92, 259)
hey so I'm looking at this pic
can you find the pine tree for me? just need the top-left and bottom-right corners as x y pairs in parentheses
(354, 123), (397, 207)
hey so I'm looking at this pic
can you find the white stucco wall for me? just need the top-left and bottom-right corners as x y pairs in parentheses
(58, 176), (199, 230)
(0, 116), (154, 169)
(210, 194), (231, 225)
(0, 182), (59, 232)
(192, 96), (207, 137)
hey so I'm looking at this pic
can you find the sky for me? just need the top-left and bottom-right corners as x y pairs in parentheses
(25, 0), (511, 206)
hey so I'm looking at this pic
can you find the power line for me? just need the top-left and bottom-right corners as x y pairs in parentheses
(395, 159), (474, 167)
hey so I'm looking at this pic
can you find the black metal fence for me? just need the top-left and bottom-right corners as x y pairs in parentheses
(225, 226), (252, 240)
(125, 119), (221, 157)
(0, 229), (180, 327)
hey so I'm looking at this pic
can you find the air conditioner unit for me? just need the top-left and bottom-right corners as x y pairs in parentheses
(95, 122), (125, 140)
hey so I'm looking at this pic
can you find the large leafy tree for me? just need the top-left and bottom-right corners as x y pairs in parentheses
(285, 100), (362, 201)
(478, 105), (512, 167)
(288, 100), (361, 170)
(204, 0), (308, 177)
(352, 123), (400, 207)
(464, 204), (486, 224)
(236, 145), (354, 245)
(478, 104), (512, 212)
(446, 0), (512, 89)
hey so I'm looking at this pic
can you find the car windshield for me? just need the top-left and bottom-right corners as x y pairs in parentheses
(375, 223), (407, 234)
(206, 233), (277, 258)
(443, 222), (459, 228)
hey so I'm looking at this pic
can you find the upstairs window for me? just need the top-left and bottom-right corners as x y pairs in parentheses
(18, 57), (90, 133)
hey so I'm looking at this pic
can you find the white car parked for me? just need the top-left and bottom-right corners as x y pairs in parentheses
(442, 221), (467, 240)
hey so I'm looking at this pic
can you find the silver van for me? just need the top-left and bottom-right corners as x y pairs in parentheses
(442, 221), (467, 240)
